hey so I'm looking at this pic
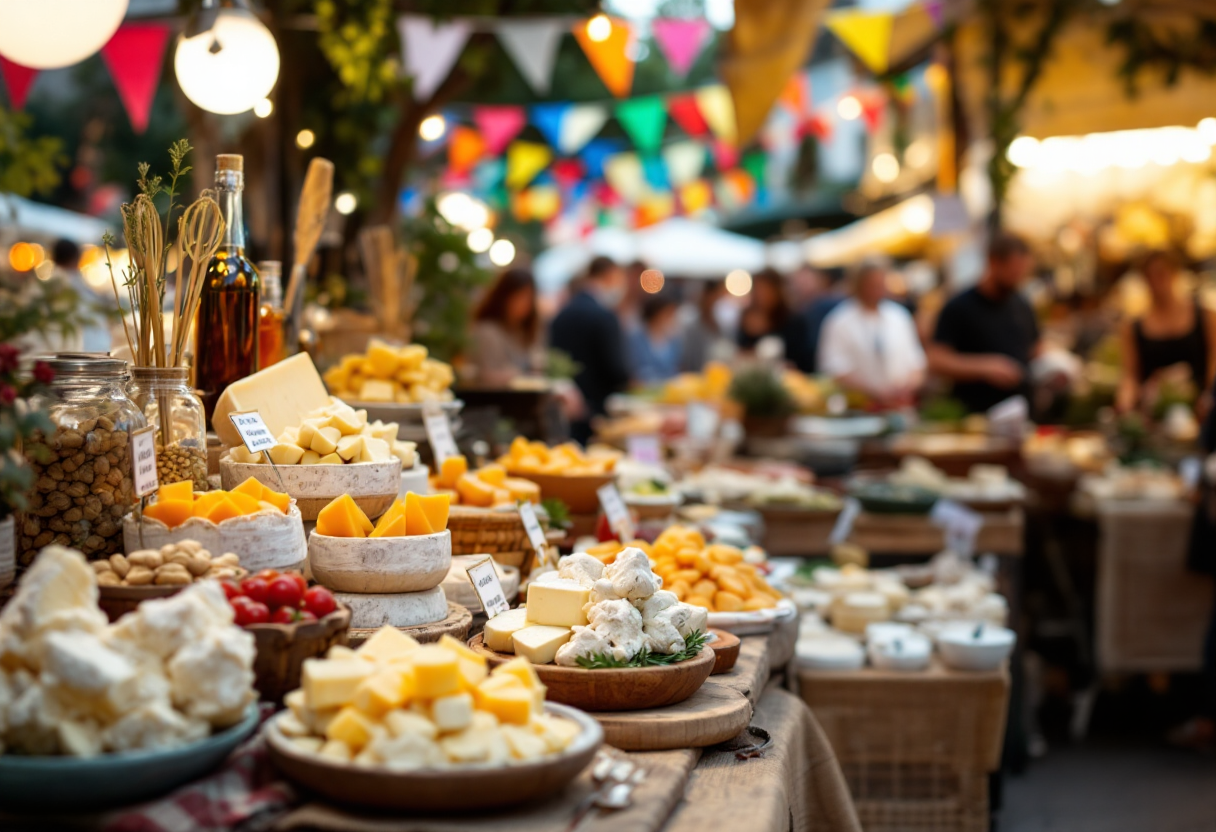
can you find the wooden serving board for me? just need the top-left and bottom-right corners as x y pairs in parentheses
(708, 628), (741, 674)
(346, 602), (472, 648)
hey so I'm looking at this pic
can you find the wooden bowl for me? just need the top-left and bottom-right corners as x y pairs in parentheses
(219, 457), (402, 521)
(468, 634), (714, 712)
(247, 603), (351, 703)
(97, 572), (248, 622)
(122, 507), (308, 573)
(708, 628), (741, 675)
(506, 472), (614, 514)
(308, 530), (451, 594)
(264, 702), (601, 812)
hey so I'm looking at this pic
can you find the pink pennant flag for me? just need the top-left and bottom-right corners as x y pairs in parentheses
(923, 0), (945, 27)
(101, 24), (171, 134)
(0, 57), (37, 110)
(711, 139), (739, 172)
(473, 105), (527, 156)
(651, 18), (712, 79)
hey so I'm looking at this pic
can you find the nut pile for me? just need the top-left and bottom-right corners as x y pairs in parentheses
(157, 442), (208, 491)
(20, 417), (137, 565)
(92, 540), (243, 587)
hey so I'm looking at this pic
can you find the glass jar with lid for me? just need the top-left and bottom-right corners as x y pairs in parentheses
(127, 366), (208, 491)
(18, 353), (146, 566)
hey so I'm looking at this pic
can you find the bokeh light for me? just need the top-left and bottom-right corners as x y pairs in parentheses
(725, 269), (752, 297)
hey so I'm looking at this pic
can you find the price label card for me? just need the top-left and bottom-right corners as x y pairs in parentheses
(1180, 456), (1202, 491)
(131, 426), (159, 498)
(626, 434), (662, 465)
(930, 499), (984, 559)
(228, 410), (276, 455)
(828, 497), (861, 545)
(518, 502), (550, 565)
(466, 557), (511, 618)
(686, 402), (719, 441)
(597, 482), (635, 541)
(423, 406), (459, 465)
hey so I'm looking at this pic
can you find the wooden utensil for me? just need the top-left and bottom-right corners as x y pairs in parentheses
(283, 157), (334, 327)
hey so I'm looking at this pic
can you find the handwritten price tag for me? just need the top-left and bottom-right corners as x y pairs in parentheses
(466, 557), (511, 618)
(828, 497), (861, 545)
(518, 502), (550, 565)
(930, 499), (984, 559)
(130, 426), (159, 498)
(626, 434), (662, 465)
(228, 410), (276, 455)
(686, 402), (719, 441)
(423, 406), (458, 465)
(597, 482), (635, 541)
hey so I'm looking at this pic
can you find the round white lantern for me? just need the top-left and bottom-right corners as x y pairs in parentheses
(0, 0), (128, 69)
(174, 8), (279, 115)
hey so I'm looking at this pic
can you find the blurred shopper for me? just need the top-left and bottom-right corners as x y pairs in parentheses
(818, 259), (925, 408)
(680, 279), (734, 372)
(737, 268), (792, 353)
(550, 256), (630, 443)
(628, 293), (681, 385)
(1116, 250), (1216, 417)
(801, 268), (849, 373)
(466, 268), (544, 386)
(928, 233), (1040, 414)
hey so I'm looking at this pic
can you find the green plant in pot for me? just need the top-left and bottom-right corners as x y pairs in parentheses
(728, 367), (796, 437)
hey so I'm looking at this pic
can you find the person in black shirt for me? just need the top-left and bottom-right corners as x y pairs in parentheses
(928, 233), (1040, 414)
(550, 256), (630, 443)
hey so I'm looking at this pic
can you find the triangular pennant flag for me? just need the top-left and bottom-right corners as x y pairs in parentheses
(506, 141), (552, 189)
(861, 93), (885, 132)
(398, 16), (472, 101)
(636, 192), (674, 228)
(778, 72), (807, 116)
(679, 179), (713, 215)
(531, 103), (569, 149)
(668, 93), (709, 137)
(448, 126), (486, 175)
(711, 140), (739, 171)
(824, 9), (894, 75)
(695, 86), (736, 145)
(497, 20), (565, 94)
(551, 158), (585, 191)
(923, 0), (945, 27)
(803, 110), (833, 142)
(603, 152), (648, 204)
(100, 24), (170, 134)
(614, 96), (667, 154)
(651, 18), (712, 79)
(527, 185), (562, 221)
(580, 137), (626, 179)
(473, 105), (527, 156)
(559, 103), (609, 154)
(0, 57), (37, 110)
(572, 16), (636, 97)
(742, 151), (767, 188)
(472, 158), (506, 193)
(641, 155), (669, 191)
(662, 141), (706, 187)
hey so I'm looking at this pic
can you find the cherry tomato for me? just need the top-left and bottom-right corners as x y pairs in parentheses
(240, 576), (270, 605)
(267, 575), (304, 610)
(255, 568), (280, 582)
(229, 596), (257, 626)
(244, 601), (271, 625)
(219, 580), (243, 601)
(303, 586), (337, 618)
(284, 571), (308, 597)
(271, 605), (301, 625)
(298, 610), (318, 623)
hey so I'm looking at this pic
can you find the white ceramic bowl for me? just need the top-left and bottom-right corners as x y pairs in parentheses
(308, 530), (451, 594)
(796, 636), (865, 670)
(865, 622), (914, 644)
(937, 623), (1016, 671)
(867, 631), (932, 671)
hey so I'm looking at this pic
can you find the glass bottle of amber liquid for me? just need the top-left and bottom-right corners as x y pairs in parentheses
(195, 153), (260, 423)
(256, 260), (285, 368)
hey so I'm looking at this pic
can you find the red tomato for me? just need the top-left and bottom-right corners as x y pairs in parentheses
(284, 571), (308, 597)
(244, 601), (271, 625)
(303, 586), (337, 618)
(229, 596), (256, 626)
(271, 605), (301, 625)
(255, 568), (280, 582)
(240, 576), (270, 605)
(267, 575), (304, 610)
(298, 610), (318, 622)
(219, 580), (243, 601)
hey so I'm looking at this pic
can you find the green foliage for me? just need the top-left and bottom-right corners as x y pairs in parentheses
(544, 348), (580, 381)
(1108, 17), (1216, 94)
(574, 630), (710, 669)
(400, 197), (492, 362)
(315, 0), (399, 106)
(728, 367), (797, 419)
(539, 497), (570, 530)
(0, 105), (66, 197)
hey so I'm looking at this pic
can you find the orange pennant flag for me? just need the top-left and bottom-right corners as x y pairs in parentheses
(448, 126), (485, 175)
(572, 16), (636, 98)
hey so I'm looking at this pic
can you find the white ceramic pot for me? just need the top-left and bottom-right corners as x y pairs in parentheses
(308, 530), (451, 594)
(220, 456), (402, 521)
(0, 515), (14, 590)
(334, 585), (448, 629)
(122, 505), (308, 572)
(867, 631), (932, 672)
(937, 623), (1016, 671)
(399, 464), (430, 498)
(795, 635), (865, 670)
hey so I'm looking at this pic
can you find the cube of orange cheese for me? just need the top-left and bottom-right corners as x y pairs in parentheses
(409, 645), (460, 699)
(157, 480), (194, 503)
(456, 473), (495, 508)
(417, 493), (451, 531)
(437, 455), (468, 489)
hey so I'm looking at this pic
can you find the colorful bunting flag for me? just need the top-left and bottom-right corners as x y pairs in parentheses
(531, 103), (569, 149)
(448, 126), (486, 175)
(668, 93), (709, 137)
(100, 24), (170, 134)
(636, 192), (675, 227)
(473, 105), (527, 156)
(742, 152), (767, 189)
(694, 85), (736, 145)
(662, 141), (706, 187)
(603, 152), (648, 204)
(527, 185), (562, 221)
(614, 96), (667, 154)
(679, 179), (713, 215)
(804, 111), (833, 142)
(824, 9), (894, 75)
(473, 158), (506, 193)
(572, 16), (636, 98)
(641, 154), (669, 191)
(778, 72), (808, 116)
(651, 18), (712, 79)
(580, 138), (626, 179)
(551, 158), (585, 191)
(497, 20), (565, 95)
(398, 16), (472, 101)
(559, 104), (609, 154)
(505, 140), (552, 189)
(923, 0), (945, 27)
(0, 57), (37, 110)
(711, 139), (740, 172)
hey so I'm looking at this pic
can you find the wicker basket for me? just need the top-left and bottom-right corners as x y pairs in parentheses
(448, 506), (534, 555)
(249, 603), (352, 703)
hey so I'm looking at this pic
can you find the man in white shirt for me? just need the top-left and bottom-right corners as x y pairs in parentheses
(817, 260), (926, 408)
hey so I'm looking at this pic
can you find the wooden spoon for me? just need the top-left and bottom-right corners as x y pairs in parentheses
(283, 157), (334, 328)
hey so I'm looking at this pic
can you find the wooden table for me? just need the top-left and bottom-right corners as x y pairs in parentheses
(764, 508), (1026, 559)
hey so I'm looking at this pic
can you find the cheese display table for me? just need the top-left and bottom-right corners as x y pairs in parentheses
(848, 509), (1025, 558)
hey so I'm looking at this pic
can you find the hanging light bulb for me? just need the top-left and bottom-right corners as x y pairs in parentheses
(175, 5), (280, 115)
(586, 14), (612, 43)
(0, 0), (128, 69)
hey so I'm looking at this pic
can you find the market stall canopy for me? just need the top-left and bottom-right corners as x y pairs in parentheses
(804, 193), (968, 268)
(0, 193), (113, 244)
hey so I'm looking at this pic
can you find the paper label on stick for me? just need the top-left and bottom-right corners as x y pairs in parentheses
(627, 434), (662, 464)
(930, 499), (984, 559)
(518, 502), (549, 560)
(597, 483), (635, 541)
(828, 497), (861, 545)
(228, 410), (276, 455)
(131, 426), (159, 498)
(423, 406), (458, 465)
(466, 557), (511, 618)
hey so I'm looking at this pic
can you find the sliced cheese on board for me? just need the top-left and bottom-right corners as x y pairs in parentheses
(511, 625), (572, 665)
(213, 353), (331, 447)
(483, 607), (529, 653)
(525, 579), (590, 627)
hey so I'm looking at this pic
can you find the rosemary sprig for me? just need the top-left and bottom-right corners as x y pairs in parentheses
(575, 630), (710, 670)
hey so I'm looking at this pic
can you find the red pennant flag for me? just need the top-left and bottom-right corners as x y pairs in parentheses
(473, 105), (527, 156)
(861, 94), (885, 133)
(803, 111), (833, 142)
(0, 57), (38, 110)
(551, 158), (585, 191)
(101, 24), (171, 134)
(668, 93), (709, 137)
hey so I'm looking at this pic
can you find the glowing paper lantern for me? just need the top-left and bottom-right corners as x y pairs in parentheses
(0, 0), (128, 69)
(174, 8), (279, 115)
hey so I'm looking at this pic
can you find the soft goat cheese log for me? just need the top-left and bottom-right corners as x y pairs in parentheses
(525, 579), (591, 627)
(212, 353), (331, 447)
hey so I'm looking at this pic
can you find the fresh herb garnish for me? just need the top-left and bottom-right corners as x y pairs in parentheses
(574, 630), (710, 669)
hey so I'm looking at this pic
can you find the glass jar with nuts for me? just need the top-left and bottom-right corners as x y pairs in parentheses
(127, 366), (209, 492)
(18, 354), (146, 567)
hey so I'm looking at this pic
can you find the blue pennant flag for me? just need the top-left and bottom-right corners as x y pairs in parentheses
(530, 103), (570, 149)
(580, 137), (627, 179)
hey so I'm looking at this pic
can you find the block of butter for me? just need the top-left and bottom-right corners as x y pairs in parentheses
(525, 579), (591, 627)
(212, 353), (331, 447)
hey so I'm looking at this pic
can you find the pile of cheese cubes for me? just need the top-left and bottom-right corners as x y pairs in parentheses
(227, 398), (416, 467)
(315, 493), (451, 539)
(497, 438), (619, 477)
(429, 455), (540, 508)
(323, 340), (455, 405)
(144, 478), (290, 529)
(280, 628), (580, 768)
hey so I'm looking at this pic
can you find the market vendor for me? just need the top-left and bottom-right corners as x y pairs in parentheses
(466, 267), (545, 386)
(927, 233), (1040, 414)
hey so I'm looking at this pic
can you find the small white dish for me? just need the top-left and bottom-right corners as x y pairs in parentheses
(797, 636), (865, 670)
(937, 622), (1015, 671)
(867, 631), (932, 671)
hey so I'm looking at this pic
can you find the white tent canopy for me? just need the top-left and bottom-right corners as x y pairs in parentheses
(0, 193), (113, 245)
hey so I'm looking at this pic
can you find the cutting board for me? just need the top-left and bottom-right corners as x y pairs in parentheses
(589, 680), (752, 750)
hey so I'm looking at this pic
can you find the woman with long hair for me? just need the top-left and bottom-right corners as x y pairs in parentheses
(467, 267), (543, 385)
(736, 268), (791, 352)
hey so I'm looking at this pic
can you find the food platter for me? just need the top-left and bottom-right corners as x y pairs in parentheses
(707, 598), (799, 635)
(264, 703), (602, 812)
(468, 634), (715, 712)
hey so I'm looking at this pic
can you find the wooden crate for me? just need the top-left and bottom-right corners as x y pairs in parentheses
(849, 509), (1025, 557)
(1096, 500), (1214, 673)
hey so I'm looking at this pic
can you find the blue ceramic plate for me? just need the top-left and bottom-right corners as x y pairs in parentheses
(0, 703), (259, 812)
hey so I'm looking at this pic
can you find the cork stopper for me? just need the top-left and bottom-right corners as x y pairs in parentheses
(216, 154), (244, 172)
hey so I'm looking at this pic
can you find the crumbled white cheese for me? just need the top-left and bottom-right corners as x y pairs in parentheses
(603, 548), (662, 600)
(585, 599), (645, 662)
(554, 626), (611, 667)
(556, 553), (605, 588)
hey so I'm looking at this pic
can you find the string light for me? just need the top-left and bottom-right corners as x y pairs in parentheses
(419, 114), (447, 142)
(296, 129), (315, 149)
(254, 98), (273, 118)
(467, 228), (494, 253)
(725, 269), (752, 297)
(488, 239), (516, 267)
(640, 269), (665, 293)
(174, 7), (280, 115)
(8, 242), (37, 272)
(334, 192), (357, 215)
(871, 153), (900, 183)
(586, 14), (612, 43)
(836, 95), (862, 121)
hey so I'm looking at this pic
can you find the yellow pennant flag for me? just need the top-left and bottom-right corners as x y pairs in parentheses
(825, 8), (894, 75)
(505, 141), (552, 190)
(695, 85), (737, 145)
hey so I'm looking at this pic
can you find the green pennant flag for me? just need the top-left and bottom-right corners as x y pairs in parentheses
(615, 96), (668, 154)
(742, 151), (767, 188)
